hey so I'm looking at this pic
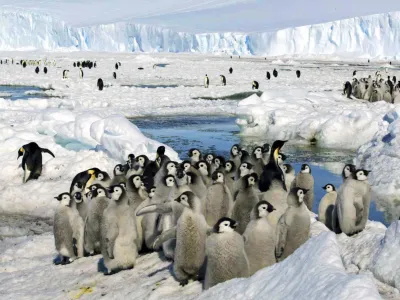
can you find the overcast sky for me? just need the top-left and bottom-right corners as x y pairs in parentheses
(1, 0), (399, 32)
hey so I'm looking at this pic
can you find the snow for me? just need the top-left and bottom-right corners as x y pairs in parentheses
(0, 9), (400, 58)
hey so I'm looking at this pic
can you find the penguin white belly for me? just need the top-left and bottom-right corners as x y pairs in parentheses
(23, 164), (31, 183)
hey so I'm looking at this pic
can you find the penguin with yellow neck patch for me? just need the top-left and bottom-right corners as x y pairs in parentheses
(69, 168), (101, 194)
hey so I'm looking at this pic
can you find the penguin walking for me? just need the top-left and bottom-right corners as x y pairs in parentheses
(275, 188), (310, 261)
(115, 63), (119, 70)
(342, 81), (352, 99)
(44, 67), (48, 74)
(273, 69), (278, 77)
(204, 75), (209, 88)
(353, 70), (357, 77)
(97, 78), (104, 91)
(79, 68), (84, 79)
(35, 66), (39, 74)
(204, 217), (250, 289)
(63, 70), (69, 79)
(73, 62), (76, 67)
(296, 70), (301, 78)
(220, 75), (226, 86)
(22, 61), (27, 68)
(293, 164), (314, 211)
(229, 67), (233, 74)
(318, 184), (337, 229)
(113, 72), (117, 79)
(252, 81), (259, 90)
(17, 142), (55, 183)
(266, 72), (271, 80)
(243, 201), (276, 275)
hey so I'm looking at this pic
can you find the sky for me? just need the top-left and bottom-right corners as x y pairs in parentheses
(0, 0), (400, 32)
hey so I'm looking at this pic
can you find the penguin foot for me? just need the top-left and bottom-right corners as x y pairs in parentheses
(179, 280), (189, 287)
(61, 256), (72, 265)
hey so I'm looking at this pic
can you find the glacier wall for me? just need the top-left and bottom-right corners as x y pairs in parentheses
(0, 9), (399, 57)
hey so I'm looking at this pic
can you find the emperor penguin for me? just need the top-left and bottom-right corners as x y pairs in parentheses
(195, 160), (212, 187)
(113, 72), (117, 79)
(150, 191), (208, 286)
(115, 63), (119, 70)
(261, 143), (270, 165)
(204, 153), (215, 166)
(153, 160), (178, 187)
(252, 81), (259, 90)
(235, 162), (254, 182)
(137, 186), (159, 250)
(97, 78), (104, 91)
(229, 144), (241, 169)
(210, 156), (225, 174)
(92, 170), (112, 188)
(275, 188), (310, 261)
(110, 164), (126, 186)
(84, 186), (110, 255)
(318, 184), (337, 229)
(44, 67), (48, 74)
(69, 168), (101, 194)
(101, 185), (138, 274)
(266, 72), (271, 80)
(72, 191), (88, 222)
(223, 160), (236, 195)
(353, 70), (357, 77)
(188, 148), (202, 165)
(126, 175), (148, 212)
(63, 70), (69, 79)
(343, 81), (352, 99)
(293, 164), (315, 211)
(204, 217), (250, 289)
(204, 74), (209, 88)
(220, 75), (226, 86)
(232, 173), (259, 234)
(73, 62), (76, 67)
(35, 66), (39, 74)
(229, 67), (233, 74)
(250, 146), (265, 176)
(273, 69), (278, 77)
(337, 170), (371, 236)
(79, 68), (83, 78)
(17, 142), (55, 183)
(205, 171), (234, 226)
(186, 171), (207, 206)
(243, 201), (276, 275)
(282, 163), (295, 191)
(342, 164), (356, 181)
(296, 70), (301, 78)
(53, 193), (84, 265)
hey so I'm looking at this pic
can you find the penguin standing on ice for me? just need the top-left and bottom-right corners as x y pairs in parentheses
(113, 72), (117, 79)
(73, 62), (76, 67)
(229, 67), (233, 74)
(273, 69), (278, 77)
(353, 70), (357, 77)
(79, 68), (84, 79)
(342, 81), (352, 99)
(204, 75), (209, 88)
(35, 66), (39, 74)
(220, 75), (226, 86)
(266, 72), (271, 80)
(97, 78), (104, 91)
(252, 81), (259, 90)
(296, 70), (301, 78)
(43, 67), (48, 74)
(17, 142), (55, 183)
(115, 63), (119, 70)
(63, 70), (69, 79)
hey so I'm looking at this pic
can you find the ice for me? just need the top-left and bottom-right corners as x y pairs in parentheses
(0, 9), (399, 58)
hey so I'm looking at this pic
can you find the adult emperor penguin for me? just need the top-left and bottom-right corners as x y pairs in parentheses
(318, 184), (337, 229)
(204, 74), (209, 88)
(84, 186), (110, 255)
(275, 188), (310, 261)
(266, 72), (271, 80)
(220, 75), (226, 86)
(252, 81), (259, 90)
(204, 217), (250, 289)
(17, 142), (55, 183)
(53, 193), (84, 265)
(69, 168), (101, 194)
(63, 70), (69, 79)
(336, 169), (371, 236)
(205, 171), (234, 226)
(243, 201), (276, 275)
(259, 140), (287, 192)
(44, 67), (48, 74)
(188, 148), (202, 165)
(273, 69), (278, 77)
(113, 72), (117, 79)
(101, 184), (138, 274)
(35, 66), (39, 74)
(296, 70), (301, 78)
(151, 191), (208, 286)
(261, 143), (270, 165)
(293, 164), (314, 211)
(282, 164), (295, 191)
(97, 78), (104, 91)
(115, 63), (119, 70)
(343, 81), (353, 99)
(232, 173), (259, 234)
(229, 67), (233, 74)
(79, 67), (84, 79)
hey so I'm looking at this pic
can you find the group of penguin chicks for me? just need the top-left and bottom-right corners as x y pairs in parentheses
(52, 140), (371, 290)
(343, 70), (400, 103)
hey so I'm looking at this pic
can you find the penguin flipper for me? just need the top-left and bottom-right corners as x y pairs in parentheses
(275, 215), (288, 260)
(136, 203), (172, 216)
(153, 227), (177, 249)
(41, 148), (55, 158)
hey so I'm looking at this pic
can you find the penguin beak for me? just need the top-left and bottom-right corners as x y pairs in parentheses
(17, 148), (24, 159)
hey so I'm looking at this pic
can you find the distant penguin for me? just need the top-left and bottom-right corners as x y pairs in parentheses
(229, 67), (233, 74)
(204, 74), (209, 88)
(113, 72), (116, 79)
(353, 70), (357, 76)
(89, 62), (93, 69)
(118, 62), (121, 66)
(266, 72), (271, 80)
(273, 69), (278, 77)
(43, 67), (48, 74)
(343, 81), (352, 99)
(73, 62), (76, 67)
(296, 70), (301, 78)
(318, 184), (337, 229)
(138, 67), (144, 70)
(35, 66), (39, 74)
(79, 68), (83, 79)
(22, 61), (27, 68)
(220, 75), (226, 86)
(77, 62), (81, 67)
(17, 142), (55, 183)
(94, 62), (97, 68)
(115, 63), (119, 70)
(252, 81), (259, 90)
(63, 70), (69, 79)
(368, 59), (370, 63)
(97, 78), (104, 91)
(393, 76), (397, 84)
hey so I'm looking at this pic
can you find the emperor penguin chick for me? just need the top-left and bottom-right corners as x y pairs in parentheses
(126, 175), (148, 211)
(84, 186), (110, 255)
(318, 184), (337, 229)
(275, 188), (310, 261)
(229, 144), (241, 170)
(243, 201), (276, 275)
(151, 191), (208, 286)
(224, 160), (236, 196)
(282, 164), (295, 191)
(231, 173), (259, 234)
(337, 170), (371, 236)
(293, 164), (314, 211)
(53, 193), (84, 265)
(73, 192), (88, 222)
(250, 146), (265, 176)
(205, 171), (234, 226)
(186, 171), (207, 207)
(188, 148), (202, 165)
(92, 169), (112, 188)
(110, 164), (126, 186)
(154, 161), (178, 188)
(101, 185), (138, 274)
(195, 160), (212, 187)
(204, 218), (250, 290)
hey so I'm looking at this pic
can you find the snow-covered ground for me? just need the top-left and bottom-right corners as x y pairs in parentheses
(0, 52), (400, 299)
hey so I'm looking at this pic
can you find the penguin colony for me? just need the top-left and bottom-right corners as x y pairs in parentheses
(345, 70), (400, 103)
(45, 137), (372, 288)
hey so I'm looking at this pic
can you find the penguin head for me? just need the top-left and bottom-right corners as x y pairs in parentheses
(188, 148), (201, 160)
(353, 169), (370, 181)
(292, 187), (308, 204)
(73, 192), (83, 204)
(87, 168), (100, 179)
(253, 146), (263, 159)
(90, 183), (102, 192)
(231, 144), (240, 156)
(17, 147), (25, 159)
(92, 186), (108, 199)
(85, 190), (93, 201)
(114, 164), (125, 176)
(119, 182), (127, 191)
(225, 160), (235, 173)
(300, 164), (311, 174)
(164, 175), (176, 187)
(156, 146), (165, 159)
(127, 153), (135, 164)
(95, 171), (109, 181)
(214, 217), (238, 233)
(213, 156), (225, 169)
(342, 164), (356, 179)
(270, 140), (288, 164)
(148, 187), (156, 198)
(195, 160), (210, 176)
(211, 171), (224, 184)
(136, 155), (149, 168)
(322, 184), (336, 193)
(239, 162), (253, 177)
(262, 143), (270, 153)
(255, 201), (275, 218)
(244, 173), (258, 188)
(72, 182), (83, 192)
(282, 164), (294, 175)
(277, 153), (287, 165)
(181, 161), (192, 173)
(129, 175), (143, 189)
(108, 185), (125, 201)
(239, 149), (250, 162)
(165, 161), (178, 176)
(55, 193), (72, 207)
(205, 154), (214, 164)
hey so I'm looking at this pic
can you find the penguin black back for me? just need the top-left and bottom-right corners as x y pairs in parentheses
(273, 69), (278, 77)
(113, 72), (116, 79)
(266, 72), (271, 80)
(115, 63), (119, 70)
(296, 70), (301, 78)
(44, 67), (48, 74)
(35, 66), (39, 74)
(97, 78), (104, 91)
(229, 67), (233, 74)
